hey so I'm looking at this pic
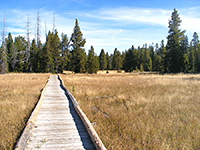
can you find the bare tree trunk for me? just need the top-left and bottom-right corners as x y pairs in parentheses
(24, 16), (31, 72)
(0, 12), (8, 74)
(37, 12), (40, 47)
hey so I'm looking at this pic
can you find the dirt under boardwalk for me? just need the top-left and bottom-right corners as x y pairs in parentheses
(26, 75), (96, 150)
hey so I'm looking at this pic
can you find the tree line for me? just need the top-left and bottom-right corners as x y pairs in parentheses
(0, 9), (200, 74)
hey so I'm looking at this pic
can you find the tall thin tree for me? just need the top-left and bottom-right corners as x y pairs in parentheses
(37, 12), (40, 47)
(53, 13), (55, 32)
(45, 22), (47, 37)
(0, 12), (8, 74)
(70, 19), (86, 73)
(166, 9), (185, 73)
(99, 49), (107, 70)
(24, 16), (31, 72)
(87, 46), (99, 74)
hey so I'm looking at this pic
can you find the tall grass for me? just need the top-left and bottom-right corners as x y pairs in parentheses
(61, 73), (200, 150)
(0, 73), (49, 150)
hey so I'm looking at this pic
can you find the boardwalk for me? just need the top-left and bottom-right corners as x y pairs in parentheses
(25, 75), (96, 150)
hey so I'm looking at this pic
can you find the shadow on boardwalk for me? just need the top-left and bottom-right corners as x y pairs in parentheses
(60, 82), (96, 150)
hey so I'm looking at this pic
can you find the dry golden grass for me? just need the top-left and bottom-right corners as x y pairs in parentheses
(61, 73), (200, 150)
(0, 73), (49, 150)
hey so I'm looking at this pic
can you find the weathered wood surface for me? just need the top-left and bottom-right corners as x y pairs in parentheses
(24, 75), (96, 150)
(59, 76), (106, 150)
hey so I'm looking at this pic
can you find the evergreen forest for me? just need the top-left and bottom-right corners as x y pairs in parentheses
(0, 9), (200, 74)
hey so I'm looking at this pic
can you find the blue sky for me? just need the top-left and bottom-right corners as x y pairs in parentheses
(1, 0), (200, 54)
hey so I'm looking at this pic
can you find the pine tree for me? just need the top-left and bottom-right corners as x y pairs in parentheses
(159, 40), (168, 73)
(180, 35), (189, 73)
(121, 51), (126, 70)
(166, 9), (185, 73)
(87, 46), (99, 74)
(99, 49), (107, 70)
(124, 45), (137, 72)
(30, 39), (39, 72)
(106, 52), (111, 70)
(61, 33), (70, 70)
(192, 32), (199, 50)
(181, 35), (189, 53)
(110, 54), (113, 70)
(143, 44), (152, 71)
(153, 51), (161, 71)
(112, 48), (122, 71)
(140, 64), (144, 72)
(51, 30), (62, 73)
(192, 32), (200, 72)
(124, 49), (132, 72)
(138, 46), (144, 70)
(40, 31), (54, 73)
(6, 32), (16, 72)
(70, 19), (86, 73)
(14, 36), (26, 72)
(37, 40), (43, 72)
(188, 42), (195, 72)
(149, 58), (152, 71)
(183, 53), (189, 73)
(149, 45), (155, 70)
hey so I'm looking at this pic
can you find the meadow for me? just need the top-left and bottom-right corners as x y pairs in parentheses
(0, 73), (49, 150)
(61, 72), (200, 150)
(1, 72), (200, 150)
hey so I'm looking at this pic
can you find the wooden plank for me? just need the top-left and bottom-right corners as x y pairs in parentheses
(34, 119), (83, 124)
(31, 132), (90, 137)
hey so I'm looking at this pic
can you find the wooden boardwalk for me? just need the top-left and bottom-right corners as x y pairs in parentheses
(25, 75), (96, 150)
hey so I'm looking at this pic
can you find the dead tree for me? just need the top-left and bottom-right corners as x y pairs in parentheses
(36, 12), (40, 47)
(45, 22), (47, 37)
(24, 16), (31, 72)
(0, 12), (8, 74)
(53, 13), (55, 32)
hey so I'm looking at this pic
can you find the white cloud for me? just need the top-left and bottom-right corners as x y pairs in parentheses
(182, 16), (200, 32)
(78, 7), (171, 27)
(1, 6), (200, 53)
(178, 7), (200, 38)
(78, 7), (200, 52)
